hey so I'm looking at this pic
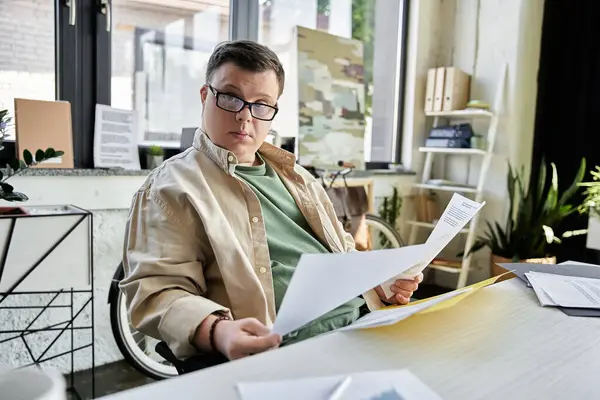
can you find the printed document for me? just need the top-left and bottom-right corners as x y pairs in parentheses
(380, 193), (485, 298)
(236, 369), (443, 400)
(338, 287), (472, 332)
(271, 193), (484, 336)
(525, 272), (600, 309)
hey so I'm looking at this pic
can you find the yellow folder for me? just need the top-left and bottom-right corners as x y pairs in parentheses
(380, 271), (513, 316)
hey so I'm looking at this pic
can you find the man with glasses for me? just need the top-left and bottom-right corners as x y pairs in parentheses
(121, 40), (422, 366)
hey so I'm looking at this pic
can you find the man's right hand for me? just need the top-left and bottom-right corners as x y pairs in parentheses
(207, 317), (281, 360)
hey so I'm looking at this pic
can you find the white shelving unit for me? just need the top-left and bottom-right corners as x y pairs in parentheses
(407, 64), (507, 289)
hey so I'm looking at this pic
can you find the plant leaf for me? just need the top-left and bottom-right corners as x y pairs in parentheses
(35, 149), (45, 162)
(8, 158), (19, 171)
(0, 182), (14, 194)
(23, 150), (33, 165)
(1, 191), (28, 202)
(45, 148), (56, 158)
(559, 157), (586, 206)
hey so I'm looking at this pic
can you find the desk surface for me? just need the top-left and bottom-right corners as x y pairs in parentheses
(102, 279), (600, 400)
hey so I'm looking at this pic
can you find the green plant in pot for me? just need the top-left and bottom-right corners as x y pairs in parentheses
(462, 158), (587, 276)
(378, 186), (403, 248)
(147, 145), (164, 169)
(578, 165), (600, 217)
(0, 109), (64, 211)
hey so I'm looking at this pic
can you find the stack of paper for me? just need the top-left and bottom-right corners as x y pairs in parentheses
(495, 261), (600, 317)
(525, 272), (600, 309)
(236, 369), (443, 400)
(271, 193), (486, 337)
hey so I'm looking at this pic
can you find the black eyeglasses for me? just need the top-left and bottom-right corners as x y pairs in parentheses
(208, 85), (279, 121)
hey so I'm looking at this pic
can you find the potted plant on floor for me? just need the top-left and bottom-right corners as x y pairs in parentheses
(462, 158), (588, 276)
(578, 165), (600, 249)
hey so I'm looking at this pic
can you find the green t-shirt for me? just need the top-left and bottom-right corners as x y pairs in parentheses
(234, 156), (364, 345)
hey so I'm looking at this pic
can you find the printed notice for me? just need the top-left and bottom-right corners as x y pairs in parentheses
(93, 104), (141, 170)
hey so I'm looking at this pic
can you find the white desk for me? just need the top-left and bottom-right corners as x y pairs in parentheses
(102, 279), (600, 399)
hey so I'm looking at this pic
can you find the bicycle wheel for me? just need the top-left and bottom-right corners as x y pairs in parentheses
(109, 269), (178, 380)
(364, 213), (405, 249)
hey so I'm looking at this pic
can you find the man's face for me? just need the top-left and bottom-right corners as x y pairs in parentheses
(200, 62), (279, 164)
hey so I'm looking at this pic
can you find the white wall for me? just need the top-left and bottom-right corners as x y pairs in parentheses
(401, 0), (544, 285)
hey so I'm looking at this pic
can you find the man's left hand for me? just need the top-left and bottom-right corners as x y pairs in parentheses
(375, 273), (423, 305)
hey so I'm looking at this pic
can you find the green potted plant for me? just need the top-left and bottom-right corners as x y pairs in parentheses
(147, 145), (164, 169)
(578, 165), (600, 250)
(0, 109), (64, 211)
(378, 186), (402, 248)
(579, 165), (600, 216)
(463, 158), (587, 276)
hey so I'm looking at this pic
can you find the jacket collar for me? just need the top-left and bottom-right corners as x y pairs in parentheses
(192, 128), (297, 174)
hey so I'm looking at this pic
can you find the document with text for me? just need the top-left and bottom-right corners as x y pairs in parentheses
(271, 193), (485, 337)
(380, 193), (485, 298)
(525, 272), (600, 309)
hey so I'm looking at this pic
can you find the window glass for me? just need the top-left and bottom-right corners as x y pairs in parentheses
(111, 0), (230, 147)
(0, 0), (56, 141)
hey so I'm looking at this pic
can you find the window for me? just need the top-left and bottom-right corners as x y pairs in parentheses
(256, 0), (409, 164)
(0, 0), (57, 141)
(111, 0), (230, 148)
(0, 0), (407, 168)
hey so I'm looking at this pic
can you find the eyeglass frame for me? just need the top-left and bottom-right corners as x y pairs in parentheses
(207, 85), (279, 121)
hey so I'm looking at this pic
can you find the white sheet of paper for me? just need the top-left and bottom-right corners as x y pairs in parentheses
(524, 273), (557, 306)
(338, 287), (472, 332)
(525, 272), (600, 309)
(236, 369), (443, 400)
(381, 193), (485, 298)
(271, 244), (426, 336)
(93, 104), (141, 170)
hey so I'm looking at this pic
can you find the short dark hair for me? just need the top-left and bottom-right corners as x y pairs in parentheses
(205, 40), (285, 97)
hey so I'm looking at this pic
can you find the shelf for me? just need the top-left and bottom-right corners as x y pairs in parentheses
(413, 183), (478, 194)
(407, 220), (470, 234)
(425, 109), (494, 118)
(418, 147), (488, 155)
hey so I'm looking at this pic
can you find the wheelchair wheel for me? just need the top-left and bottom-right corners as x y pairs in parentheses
(108, 267), (178, 380)
(364, 213), (405, 249)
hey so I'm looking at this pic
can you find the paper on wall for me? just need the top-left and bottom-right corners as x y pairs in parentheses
(380, 193), (485, 299)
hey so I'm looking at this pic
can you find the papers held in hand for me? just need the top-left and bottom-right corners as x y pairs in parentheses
(271, 193), (485, 337)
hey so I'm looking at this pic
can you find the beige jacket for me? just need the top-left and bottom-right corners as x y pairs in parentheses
(121, 130), (384, 359)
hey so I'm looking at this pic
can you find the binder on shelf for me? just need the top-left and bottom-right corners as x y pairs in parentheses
(432, 67), (446, 112)
(424, 68), (436, 112)
(442, 67), (471, 111)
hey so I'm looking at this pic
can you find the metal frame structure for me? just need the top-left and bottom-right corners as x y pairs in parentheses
(0, 207), (94, 399)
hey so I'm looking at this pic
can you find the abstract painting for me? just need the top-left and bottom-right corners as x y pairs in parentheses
(296, 26), (366, 170)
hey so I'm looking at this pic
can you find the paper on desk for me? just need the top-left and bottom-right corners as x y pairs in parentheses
(271, 244), (426, 336)
(236, 369), (443, 400)
(525, 272), (600, 309)
(342, 272), (508, 332)
(499, 262), (600, 317)
(338, 287), (472, 331)
(380, 193), (485, 299)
